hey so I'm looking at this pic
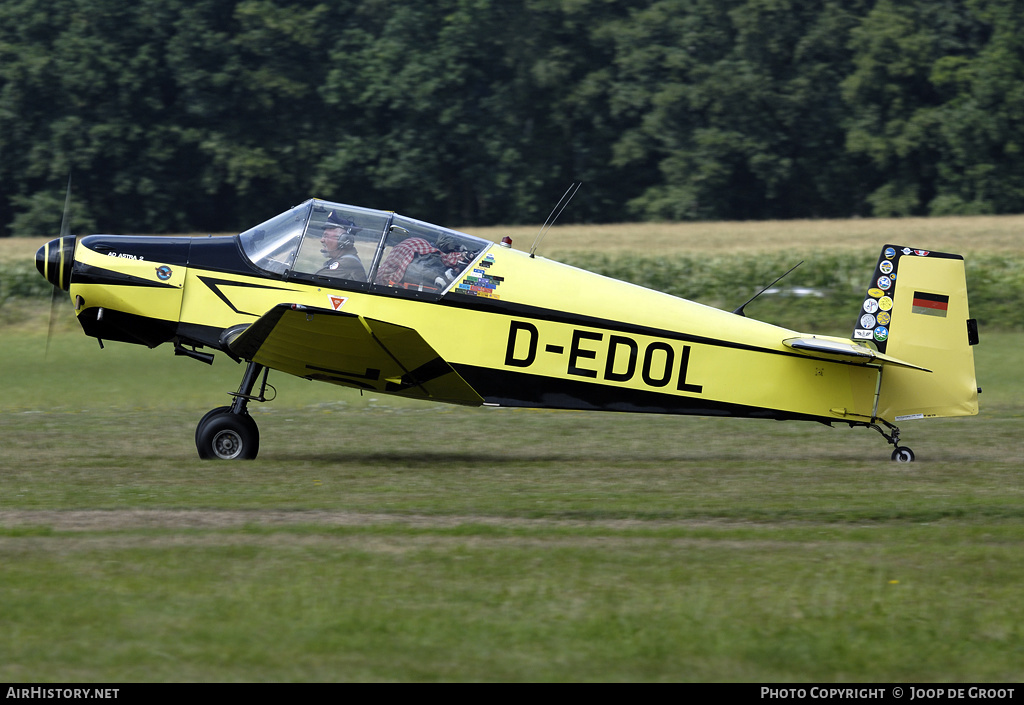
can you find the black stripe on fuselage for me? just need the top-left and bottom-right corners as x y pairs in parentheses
(454, 363), (831, 423)
(197, 276), (301, 317)
(73, 263), (180, 289)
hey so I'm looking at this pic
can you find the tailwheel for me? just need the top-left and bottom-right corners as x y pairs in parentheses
(891, 447), (916, 463)
(197, 411), (259, 460)
(861, 418), (917, 462)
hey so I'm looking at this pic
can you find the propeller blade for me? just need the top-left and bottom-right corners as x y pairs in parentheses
(45, 175), (74, 359)
(59, 174), (72, 239)
(45, 284), (62, 359)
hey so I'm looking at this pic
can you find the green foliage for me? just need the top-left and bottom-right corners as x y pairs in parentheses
(965, 253), (1024, 330)
(611, 0), (875, 220)
(0, 260), (52, 303)
(3, 0), (1024, 234)
(842, 0), (1024, 217)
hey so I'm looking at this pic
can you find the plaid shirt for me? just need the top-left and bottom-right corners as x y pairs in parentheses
(374, 238), (464, 285)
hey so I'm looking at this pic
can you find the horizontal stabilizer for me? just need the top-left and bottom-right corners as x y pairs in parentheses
(227, 304), (484, 405)
(783, 336), (930, 372)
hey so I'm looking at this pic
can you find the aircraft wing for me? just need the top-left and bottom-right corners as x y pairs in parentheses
(782, 336), (931, 372)
(226, 304), (485, 405)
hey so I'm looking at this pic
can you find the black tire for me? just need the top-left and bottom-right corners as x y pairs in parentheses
(196, 406), (232, 446)
(891, 447), (915, 463)
(196, 412), (260, 460)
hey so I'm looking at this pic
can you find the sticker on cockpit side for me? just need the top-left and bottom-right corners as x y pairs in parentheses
(328, 295), (348, 311)
(456, 253), (503, 299)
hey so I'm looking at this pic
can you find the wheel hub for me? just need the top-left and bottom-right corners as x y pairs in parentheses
(212, 429), (244, 460)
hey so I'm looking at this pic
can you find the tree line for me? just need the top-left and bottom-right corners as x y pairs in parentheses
(1, 0), (1022, 236)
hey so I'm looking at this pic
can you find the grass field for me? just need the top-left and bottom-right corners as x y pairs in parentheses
(2, 217), (1023, 682)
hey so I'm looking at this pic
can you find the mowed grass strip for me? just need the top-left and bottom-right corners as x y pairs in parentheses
(2, 519), (1023, 682)
(3, 402), (1024, 517)
(2, 384), (1024, 681)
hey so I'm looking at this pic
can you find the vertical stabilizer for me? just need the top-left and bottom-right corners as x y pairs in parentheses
(853, 245), (979, 421)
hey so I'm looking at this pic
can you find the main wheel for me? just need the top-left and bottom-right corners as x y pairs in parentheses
(196, 406), (231, 446)
(891, 447), (915, 463)
(196, 412), (260, 460)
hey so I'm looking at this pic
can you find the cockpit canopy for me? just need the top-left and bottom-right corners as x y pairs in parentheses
(238, 199), (490, 293)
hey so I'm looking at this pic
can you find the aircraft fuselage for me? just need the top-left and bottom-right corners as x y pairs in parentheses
(62, 230), (877, 424)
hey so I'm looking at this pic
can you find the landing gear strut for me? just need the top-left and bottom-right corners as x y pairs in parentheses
(863, 418), (915, 462)
(195, 361), (272, 460)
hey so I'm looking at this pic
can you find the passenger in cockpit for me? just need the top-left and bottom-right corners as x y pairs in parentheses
(375, 233), (474, 288)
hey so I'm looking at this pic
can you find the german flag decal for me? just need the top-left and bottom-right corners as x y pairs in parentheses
(912, 291), (949, 317)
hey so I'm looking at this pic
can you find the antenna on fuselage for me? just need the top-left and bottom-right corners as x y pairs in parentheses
(529, 181), (581, 258)
(732, 261), (804, 317)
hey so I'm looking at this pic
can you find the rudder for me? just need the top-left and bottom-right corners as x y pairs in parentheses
(853, 245), (979, 421)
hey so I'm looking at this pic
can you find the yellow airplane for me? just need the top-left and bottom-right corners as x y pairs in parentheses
(36, 198), (979, 461)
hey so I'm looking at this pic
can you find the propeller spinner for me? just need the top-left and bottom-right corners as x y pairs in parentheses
(35, 235), (77, 291)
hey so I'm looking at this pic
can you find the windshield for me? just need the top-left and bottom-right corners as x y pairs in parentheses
(239, 199), (490, 291)
(238, 201), (311, 274)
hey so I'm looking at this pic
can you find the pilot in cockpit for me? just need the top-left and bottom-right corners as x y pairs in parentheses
(317, 211), (367, 282)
